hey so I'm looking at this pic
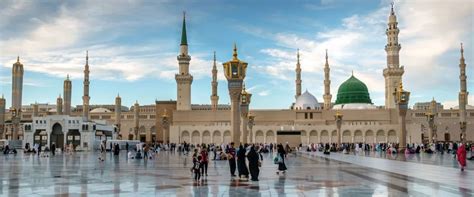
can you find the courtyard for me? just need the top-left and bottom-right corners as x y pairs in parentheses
(0, 150), (472, 196)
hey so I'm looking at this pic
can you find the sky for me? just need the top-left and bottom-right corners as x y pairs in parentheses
(0, 0), (473, 109)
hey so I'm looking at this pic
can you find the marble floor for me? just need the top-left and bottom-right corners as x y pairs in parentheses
(0, 151), (472, 196)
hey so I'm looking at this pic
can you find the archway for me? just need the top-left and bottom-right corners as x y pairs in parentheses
(66, 129), (81, 147)
(387, 130), (397, 143)
(202, 130), (211, 144)
(266, 130), (275, 143)
(128, 134), (134, 140)
(354, 130), (363, 143)
(300, 130), (307, 145)
(320, 130), (329, 143)
(376, 130), (385, 143)
(331, 130), (337, 143)
(34, 130), (47, 146)
(50, 123), (64, 148)
(223, 130), (231, 144)
(139, 126), (146, 142)
(150, 126), (157, 142)
(191, 130), (200, 144)
(181, 130), (190, 143)
(255, 130), (264, 143)
(309, 130), (317, 143)
(342, 130), (351, 143)
(213, 130), (222, 144)
(365, 130), (374, 143)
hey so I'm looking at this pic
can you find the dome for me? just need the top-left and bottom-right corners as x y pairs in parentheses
(294, 90), (320, 110)
(452, 105), (474, 110)
(90, 108), (111, 113)
(335, 75), (372, 105)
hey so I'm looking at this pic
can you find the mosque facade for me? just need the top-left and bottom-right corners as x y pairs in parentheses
(0, 5), (472, 149)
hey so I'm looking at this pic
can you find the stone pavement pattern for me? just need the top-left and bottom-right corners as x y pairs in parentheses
(0, 151), (472, 196)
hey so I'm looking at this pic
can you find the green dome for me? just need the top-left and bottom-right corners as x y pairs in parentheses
(335, 75), (372, 105)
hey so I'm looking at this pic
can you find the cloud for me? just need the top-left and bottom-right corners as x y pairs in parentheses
(443, 95), (474, 109)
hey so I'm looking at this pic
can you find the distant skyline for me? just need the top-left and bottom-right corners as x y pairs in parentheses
(0, 0), (473, 109)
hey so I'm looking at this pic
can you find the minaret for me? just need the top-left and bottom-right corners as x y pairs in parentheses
(0, 95), (5, 136)
(323, 49), (332, 110)
(33, 102), (39, 117)
(175, 12), (193, 111)
(134, 101), (140, 140)
(83, 51), (91, 121)
(383, 3), (404, 109)
(63, 74), (72, 115)
(211, 51), (219, 110)
(459, 43), (468, 142)
(115, 93), (122, 131)
(56, 94), (63, 115)
(295, 49), (302, 100)
(11, 56), (24, 113)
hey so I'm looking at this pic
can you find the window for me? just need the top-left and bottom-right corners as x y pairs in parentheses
(310, 113), (313, 119)
(304, 113), (308, 119)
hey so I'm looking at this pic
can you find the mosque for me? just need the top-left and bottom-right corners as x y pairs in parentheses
(0, 4), (472, 150)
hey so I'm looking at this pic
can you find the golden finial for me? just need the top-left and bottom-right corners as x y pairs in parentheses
(17, 56), (20, 62)
(461, 42), (464, 58)
(67, 74), (69, 80)
(391, 2), (395, 15)
(86, 50), (89, 64)
(297, 48), (300, 61)
(233, 43), (238, 60)
(213, 51), (216, 62)
(351, 70), (354, 76)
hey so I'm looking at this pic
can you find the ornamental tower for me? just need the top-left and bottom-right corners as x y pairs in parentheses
(211, 51), (219, 110)
(83, 51), (91, 121)
(63, 74), (72, 115)
(323, 49), (332, 110)
(12, 56), (24, 113)
(0, 95), (5, 137)
(134, 101), (140, 140)
(175, 12), (193, 111)
(383, 3), (404, 109)
(459, 43), (468, 142)
(115, 93), (122, 132)
(56, 94), (63, 115)
(295, 49), (302, 99)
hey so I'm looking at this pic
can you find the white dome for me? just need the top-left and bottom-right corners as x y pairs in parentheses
(294, 90), (320, 110)
(332, 103), (377, 110)
(90, 108), (111, 113)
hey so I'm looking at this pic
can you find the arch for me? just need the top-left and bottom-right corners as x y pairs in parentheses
(202, 130), (211, 144)
(342, 130), (351, 143)
(66, 129), (81, 147)
(128, 134), (134, 140)
(387, 130), (397, 143)
(50, 123), (64, 148)
(255, 130), (264, 143)
(354, 130), (363, 143)
(181, 130), (190, 143)
(191, 130), (200, 144)
(320, 130), (329, 143)
(223, 130), (231, 144)
(150, 126), (157, 142)
(34, 130), (48, 146)
(309, 130), (318, 143)
(376, 130), (385, 143)
(300, 130), (307, 145)
(331, 130), (337, 143)
(213, 130), (222, 144)
(266, 130), (275, 143)
(365, 130), (374, 143)
(139, 126), (146, 134)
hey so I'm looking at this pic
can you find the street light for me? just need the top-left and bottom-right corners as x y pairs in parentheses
(248, 114), (255, 143)
(161, 109), (169, 144)
(334, 110), (343, 149)
(393, 82), (410, 151)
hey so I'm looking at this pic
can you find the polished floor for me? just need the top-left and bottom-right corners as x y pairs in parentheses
(0, 151), (472, 196)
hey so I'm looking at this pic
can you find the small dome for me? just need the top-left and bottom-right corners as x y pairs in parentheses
(335, 75), (372, 105)
(90, 108), (111, 113)
(294, 90), (320, 110)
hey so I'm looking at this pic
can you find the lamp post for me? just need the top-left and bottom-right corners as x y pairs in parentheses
(425, 112), (437, 143)
(223, 44), (248, 144)
(240, 84), (252, 144)
(393, 82), (410, 151)
(11, 108), (20, 140)
(161, 109), (169, 144)
(334, 110), (343, 148)
(248, 114), (255, 143)
(460, 122), (466, 143)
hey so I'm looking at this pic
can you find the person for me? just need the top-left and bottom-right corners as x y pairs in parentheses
(51, 143), (56, 156)
(69, 143), (74, 154)
(3, 144), (9, 154)
(457, 143), (467, 171)
(276, 144), (287, 174)
(247, 145), (260, 181)
(193, 155), (202, 181)
(99, 141), (106, 161)
(213, 145), (217, 160)
(37, 143), (42, 156)
(144, 144), (149, 159)
(237, 144), (249, 180)
(114, 143), (120, 156)
(226, 142), (237, 177)
(126, 142), (129, 152)
(200, 145), (209, 176)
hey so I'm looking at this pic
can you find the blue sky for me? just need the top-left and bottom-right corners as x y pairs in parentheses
(0, 0), (473, 109)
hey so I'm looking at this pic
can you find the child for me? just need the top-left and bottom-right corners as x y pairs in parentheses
(193, 155), (202, 181)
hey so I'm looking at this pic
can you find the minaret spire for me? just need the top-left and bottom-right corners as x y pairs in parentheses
(181, 12), (187, 46)
(83, 50), (91, 121)
(176, 12), (193, 111)
(211, 51), (219, 110)
(383, 2), (404, 109)
(295, 49), (302, 100)
(233, 43), (239, 60)
(459, 42), (468, 142)
(323, 49), (332, 110)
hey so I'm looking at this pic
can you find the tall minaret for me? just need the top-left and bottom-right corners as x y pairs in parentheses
(83, 51), (90, 121)
(0, 95), (5, 136)
(175, 12), (193, 111)
(383, 3), (404, 109)
(63, 74), (72, 115)
(115, 93), (122, 131)
(12, 56), (24, 112)
(323, 49), (332, 110)
(459, 43), (468, 141)
(211, 51), (219, 110)
(134, 101), (140, 140)
(295, 49), (302, 99)
(56, 94), (63, 115)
